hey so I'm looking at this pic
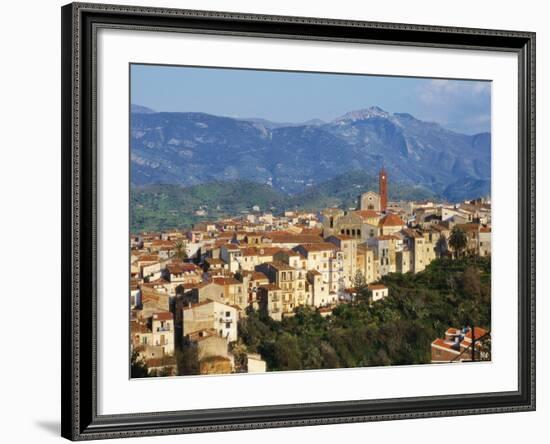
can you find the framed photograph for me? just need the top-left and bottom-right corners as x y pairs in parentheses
(61, 2), (536, 440)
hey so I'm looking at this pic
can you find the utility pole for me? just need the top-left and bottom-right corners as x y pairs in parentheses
(471, 326), (475, 362)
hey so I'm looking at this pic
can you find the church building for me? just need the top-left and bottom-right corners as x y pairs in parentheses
(358, 168), (388, 212)
(322, 168), (390, 240)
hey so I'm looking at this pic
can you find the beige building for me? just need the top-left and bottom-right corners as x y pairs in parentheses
(479, 227), (491, 256)
(239, 270), (270, 309)
(151, 312), (175, 356)
(182, 300), (239, 343)
(368, 235), (400, 277)
(359, 191), (381, 211)
(256, 261), (307, 315)
(306, 270), (336, 307)
(293, 243), (339, 291)
(212, 276), (246, 310)
(356, 244), (378, 283)
(257, 283), (283, 320)
(326, 235), (357, 288)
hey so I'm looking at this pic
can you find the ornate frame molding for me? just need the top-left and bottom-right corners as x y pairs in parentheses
(61, 2), (535, 440)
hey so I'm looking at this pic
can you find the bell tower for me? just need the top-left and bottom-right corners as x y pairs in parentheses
(379, 167), (388, 212)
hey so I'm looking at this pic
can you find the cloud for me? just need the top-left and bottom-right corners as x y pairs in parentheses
(419, 79), (491, 105)
(416, 79), (491, 134)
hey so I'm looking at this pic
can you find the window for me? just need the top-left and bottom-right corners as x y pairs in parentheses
(225, 322), (231, 329)
(225, 311), (230, 317)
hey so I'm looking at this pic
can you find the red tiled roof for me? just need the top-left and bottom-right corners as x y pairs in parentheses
(296, 242), (337, 252)
(379, 214), (405, 227)
(212, 277), (241, 286)
(368, 284), (387, 290)
(356, 210), (380, 219)
(377, 235), (400, 241)
(153, 312), (173, 321)
(455, 223), (480, 232)
(431, 338), (460, 353)
(138, 254), (159, 262)
(463, 327), (489, 341)
(167, 263), (200, 274)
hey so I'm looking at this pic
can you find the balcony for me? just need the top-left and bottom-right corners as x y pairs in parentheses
(156, 326), (171, 332)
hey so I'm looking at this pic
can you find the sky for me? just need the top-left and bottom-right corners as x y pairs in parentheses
(131, 64), (491, 135)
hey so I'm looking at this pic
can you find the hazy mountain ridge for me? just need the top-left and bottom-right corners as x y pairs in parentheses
(130, 105), (491, 201)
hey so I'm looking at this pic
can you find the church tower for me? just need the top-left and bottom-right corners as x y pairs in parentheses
(379, 168), (388, 212)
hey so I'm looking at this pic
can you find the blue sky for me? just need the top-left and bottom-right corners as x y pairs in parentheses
(131, 64), (491, 135)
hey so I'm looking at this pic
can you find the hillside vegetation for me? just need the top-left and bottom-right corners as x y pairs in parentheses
(237, 257), (491, 371)
(130, 171), (438, 232)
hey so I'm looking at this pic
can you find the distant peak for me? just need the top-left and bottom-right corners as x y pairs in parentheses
(131, 104), (156, 114)
(333, 106), (389, 122)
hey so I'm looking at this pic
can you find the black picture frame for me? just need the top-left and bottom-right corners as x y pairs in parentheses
(61, 2), (536, 440)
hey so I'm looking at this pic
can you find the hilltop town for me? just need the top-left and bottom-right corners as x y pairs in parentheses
(130, 169), (492, 377)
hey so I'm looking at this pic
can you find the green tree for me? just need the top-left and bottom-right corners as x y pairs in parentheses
(449, 226), (468, 258)
(130, 349), (149, 378)
(435, 233), (448, 258)
(353, 270), (371, 304)
(176, 340), (199, 375)
(274, 333), (302, 370)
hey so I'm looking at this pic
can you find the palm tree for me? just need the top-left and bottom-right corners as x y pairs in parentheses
(173, 240), (187, 261)
(449, 226), (468, 259)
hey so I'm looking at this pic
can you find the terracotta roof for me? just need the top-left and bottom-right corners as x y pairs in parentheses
(212, 277), (241, 286)
(378, 214), (405, 227)
(146, 357), (176, 367)
(326, 234), (354, 241)
(431, 338), (460, 353)
(377, 234), (400, 241)
(463, 327), (489, 341)
(251, 271), (268, 281)
(455, 223), (480, 232)
(138, 254), (159, 262)
(151, 240), (175, 247)
(368, 284), (387, 290)
(183, 299), (235, 310)
(479, 226), (491, 233)
(167, 263), (200, 274)
(205, 258), (224, 265)
(239, 246), (281, 257)
(153, 312), (173, 321)
(265, 233), (324, 244)
(130, 321), (150, 334)
(148, 277), (169, 285)
(356, 210), (380, 219)
(295, 242), (337, 252)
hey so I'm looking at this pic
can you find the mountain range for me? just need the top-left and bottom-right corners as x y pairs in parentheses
(130, 105), (491, 202)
